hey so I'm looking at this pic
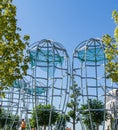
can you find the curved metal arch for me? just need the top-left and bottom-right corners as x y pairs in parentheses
(27, 39), (71, 130)
(29, 39), (68, 55)
(72, 38), (113, 130)
(0, 39), (70, 130)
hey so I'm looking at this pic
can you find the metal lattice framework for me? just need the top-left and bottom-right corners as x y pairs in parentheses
(0, 77), (30, 130)
(72, 38), (118, 130)
(1, 38), (118, 130)
(28, 39), (70, 130)
(0, 39), (70, 130)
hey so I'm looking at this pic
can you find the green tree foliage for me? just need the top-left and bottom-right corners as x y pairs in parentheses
(0, 0), (30, 92)
(56, 114), (70, 130)
(67, 81), (81, 130)
(0, 108), (19, 130)
(30, 104), (58, 130)
(102, 10), (118, 82)
(80, 99), (109, 130)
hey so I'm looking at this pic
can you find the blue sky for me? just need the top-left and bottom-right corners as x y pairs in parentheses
(14, 0), (118, 58)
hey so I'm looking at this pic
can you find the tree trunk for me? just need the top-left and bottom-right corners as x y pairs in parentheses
(96, 123), (99, 130)
(44, 125), (46, 130)
(73, 119), (75, 130)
